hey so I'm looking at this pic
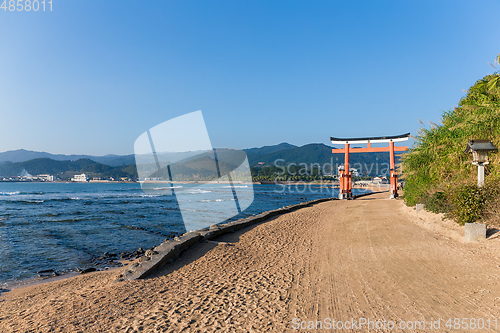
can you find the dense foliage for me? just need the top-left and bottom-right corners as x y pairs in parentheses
(251, 165), (333, 182)
(403, 55), (500, 224)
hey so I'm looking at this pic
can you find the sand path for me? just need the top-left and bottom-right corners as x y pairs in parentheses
(2, 192), (500, 332)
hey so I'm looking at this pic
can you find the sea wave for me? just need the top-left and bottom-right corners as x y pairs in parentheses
(222, 185), (248, 188)
(187, 189), (212, 194)
(0, 191), (20, 196)
(22, 200), (44, 204)
(201, 198), (225, 202)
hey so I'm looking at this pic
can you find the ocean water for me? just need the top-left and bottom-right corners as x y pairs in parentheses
(0, 182), (369, 284)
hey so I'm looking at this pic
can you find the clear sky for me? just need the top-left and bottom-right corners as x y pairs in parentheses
(0, 0), (499, 155)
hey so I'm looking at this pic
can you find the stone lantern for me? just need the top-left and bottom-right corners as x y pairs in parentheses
(464, 139), (498, 187)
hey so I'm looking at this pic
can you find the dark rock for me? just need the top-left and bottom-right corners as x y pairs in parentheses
(0, 288), (10, 293)
(78, 267), (97, 274)
(120, 252), (130, 259)
(139, 256), (151, 262)
(38, 271), (57, 278)
(37, 269), (54, 274)
(145, 249), (158, 256)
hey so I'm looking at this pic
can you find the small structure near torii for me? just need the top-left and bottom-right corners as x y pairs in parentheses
(330, 133), (410, 199)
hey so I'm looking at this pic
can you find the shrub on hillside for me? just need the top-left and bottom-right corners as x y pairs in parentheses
(447, 184), (486, 225)
(423, 190), (450, 214)
(481, 179), (500, 227)
(432, 179), (500, 225)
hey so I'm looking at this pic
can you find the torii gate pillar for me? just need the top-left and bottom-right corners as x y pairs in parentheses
(331, 133), (410, 200)
(338, 143), (352, 200)
(389, 141), (397, 199)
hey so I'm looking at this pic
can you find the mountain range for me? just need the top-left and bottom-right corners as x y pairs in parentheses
(0, 143), (404, 178)
(0, 149), (135, 166)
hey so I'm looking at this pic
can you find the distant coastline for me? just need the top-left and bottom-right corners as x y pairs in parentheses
(0, 180), (137, 184)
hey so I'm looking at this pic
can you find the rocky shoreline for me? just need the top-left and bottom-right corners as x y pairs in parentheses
(2, 191), (382, 294)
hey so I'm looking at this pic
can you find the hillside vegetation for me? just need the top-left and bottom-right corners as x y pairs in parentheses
(0, 149), (135, 166)
(403, 54), (500, 225)
(0, 158), (138, 180)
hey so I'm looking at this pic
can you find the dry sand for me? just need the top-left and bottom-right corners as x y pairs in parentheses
(2, 192), (500, 332)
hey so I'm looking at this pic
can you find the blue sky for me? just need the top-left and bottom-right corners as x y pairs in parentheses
(0, 0), (499, 155)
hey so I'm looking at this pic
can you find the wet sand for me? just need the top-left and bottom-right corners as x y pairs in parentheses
(2, 192), (500, 332)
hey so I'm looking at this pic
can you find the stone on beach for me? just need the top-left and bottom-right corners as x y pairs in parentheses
(77, 267), (97, 274)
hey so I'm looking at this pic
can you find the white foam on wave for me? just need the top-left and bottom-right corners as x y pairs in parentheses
(69, 196), (95, 200)
(201, 198), (225, 202)
(187, 189), (212, 194)
(147, 185), (182, 191)
(221, 185), (248, 188)
(0, 191), (20, 196)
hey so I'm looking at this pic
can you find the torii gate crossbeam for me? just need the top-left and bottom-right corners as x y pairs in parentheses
(330, 133), (410, 199)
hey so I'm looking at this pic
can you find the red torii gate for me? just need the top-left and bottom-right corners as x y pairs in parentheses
(330, 133), (410, 199)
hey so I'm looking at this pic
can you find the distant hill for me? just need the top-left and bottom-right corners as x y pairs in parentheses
(0, 149), (135, 166)
(0, 143), (297, 167)
(246, 143), (403, 176)
(244, 142), (297, 156)
(0, 142), (405, 178)
(0, 158), (137, 180)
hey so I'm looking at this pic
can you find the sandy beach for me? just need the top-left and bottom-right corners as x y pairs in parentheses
(2, 192), (500, 332)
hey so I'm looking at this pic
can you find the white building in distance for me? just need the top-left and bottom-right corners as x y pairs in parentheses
(337, 165), (359, 177)
(71, 174), (88, 182)
(37, 174), (55, 182)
